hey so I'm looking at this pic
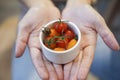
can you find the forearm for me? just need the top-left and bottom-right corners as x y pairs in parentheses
(66, 0), (93, 7)
(19, 0), (54, 8)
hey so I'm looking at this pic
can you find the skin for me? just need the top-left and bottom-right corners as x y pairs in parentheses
(16, 0), (63, 80)
(16, 0), (120, 80)
(62, 0), (120, 80)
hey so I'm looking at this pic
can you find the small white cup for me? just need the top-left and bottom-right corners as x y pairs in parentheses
(39, 20), (81, 64)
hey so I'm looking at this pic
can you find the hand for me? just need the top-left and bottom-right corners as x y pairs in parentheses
(15, 3), (63, 80)
(62, 3), (119, 80)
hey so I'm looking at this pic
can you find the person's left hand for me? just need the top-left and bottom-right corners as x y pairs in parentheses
(62, 3), (119, 80)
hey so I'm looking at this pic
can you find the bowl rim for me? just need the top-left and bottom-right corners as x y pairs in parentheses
(39, 20), (81, 54)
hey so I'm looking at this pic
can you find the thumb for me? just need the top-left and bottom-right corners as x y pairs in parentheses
(95, 17), (119, 50)
(15, 22), (30, 57)
(16, 8), (41, 57)
(15, 11), (31, 57)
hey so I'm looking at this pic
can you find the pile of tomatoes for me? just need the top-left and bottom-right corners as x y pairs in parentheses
(43, 20), (78, 51)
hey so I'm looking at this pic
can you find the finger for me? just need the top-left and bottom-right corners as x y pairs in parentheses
(15, 8), (36, 57)
(77, 46), (95, 80)
(29, 47), (49, 80)
(15, 23), (30, 57)
(53, 64), (63, 80)
(94, 17), (119, 50)
(43, 56), (58, 80)
(16, 7), (47, 57)
(70, 51), (83, 80)
(64, 62), (73, 80)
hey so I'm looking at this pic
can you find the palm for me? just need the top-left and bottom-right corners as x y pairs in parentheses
(27, 6), (61, 56)
(16, 6), (64, 80)
(62, 5), (113, 80)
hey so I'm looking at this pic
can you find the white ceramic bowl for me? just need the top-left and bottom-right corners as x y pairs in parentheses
(39, 20), (81, 64)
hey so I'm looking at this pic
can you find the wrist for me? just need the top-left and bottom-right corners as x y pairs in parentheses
(66, 0), (95, 7)
(19, 0), (54, 8)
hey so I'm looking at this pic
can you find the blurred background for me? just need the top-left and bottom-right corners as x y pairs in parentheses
(0, 0), (119, 80)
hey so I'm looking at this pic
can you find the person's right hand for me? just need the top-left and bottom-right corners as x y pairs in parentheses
(15, 2), (63, 80)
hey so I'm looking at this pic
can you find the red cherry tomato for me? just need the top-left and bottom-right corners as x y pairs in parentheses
(64, 29), (75, 41)
(44, 36), (56, 49)
(56, 37), (68, 48)
(53, 21), (68, 33)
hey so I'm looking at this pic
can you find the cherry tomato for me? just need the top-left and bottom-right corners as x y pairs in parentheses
(64, 29), (75, 41)
(67, 39), (77, 49)
(49, 28), (60, 37)
(54, 47), (65, 51)
(44, 36), (56, 49)
(56, 37), (68, 48)
(53, 21), (68, 33)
